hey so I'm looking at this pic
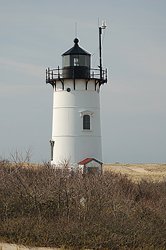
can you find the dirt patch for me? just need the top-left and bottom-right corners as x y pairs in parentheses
(0, 243), (61, 250)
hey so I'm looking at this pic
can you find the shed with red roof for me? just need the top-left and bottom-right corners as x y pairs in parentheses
(78, 158), (103, 174)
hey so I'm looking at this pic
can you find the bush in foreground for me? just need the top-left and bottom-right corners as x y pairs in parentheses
(0, 161), (166, 249)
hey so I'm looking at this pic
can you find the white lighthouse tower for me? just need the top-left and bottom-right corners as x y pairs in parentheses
(46, 27), (107, 168)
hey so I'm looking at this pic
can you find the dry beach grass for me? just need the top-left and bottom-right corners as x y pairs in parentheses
(103, 163), (166, 182)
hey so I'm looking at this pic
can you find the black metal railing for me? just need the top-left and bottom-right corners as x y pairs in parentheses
(46, 67), (107, 84)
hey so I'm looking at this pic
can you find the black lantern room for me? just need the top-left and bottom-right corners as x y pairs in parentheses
(62, 38), (91, 79)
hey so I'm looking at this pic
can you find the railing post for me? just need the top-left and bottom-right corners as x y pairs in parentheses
(46, 69), (47, 82)
(58, 66), (60, 78)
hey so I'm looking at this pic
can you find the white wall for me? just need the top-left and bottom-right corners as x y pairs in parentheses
(51, 79), (102, 165)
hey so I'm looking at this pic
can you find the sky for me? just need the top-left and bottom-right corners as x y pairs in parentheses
(0, 0), (166, 163)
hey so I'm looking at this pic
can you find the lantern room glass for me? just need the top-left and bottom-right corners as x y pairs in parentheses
(62, 54), (90, 68)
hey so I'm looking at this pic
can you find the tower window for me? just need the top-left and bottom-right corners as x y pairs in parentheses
(83, 114), (90, 130)
(74, 57), (79, 66)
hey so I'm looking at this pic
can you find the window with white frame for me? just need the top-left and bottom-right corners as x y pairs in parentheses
(83, 114), (90, 130)
(80, 110), (93, 131)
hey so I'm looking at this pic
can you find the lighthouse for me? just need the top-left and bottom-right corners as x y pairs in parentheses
(46, 26), (107, 168)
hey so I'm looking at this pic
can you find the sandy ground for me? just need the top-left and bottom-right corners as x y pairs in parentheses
(103, 163), (166, 182)
(0, 243), (61, 250)
(0, 243), (92, 250)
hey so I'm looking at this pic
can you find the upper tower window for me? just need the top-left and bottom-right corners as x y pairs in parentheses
(62, 55), (70, 67)
(80, 110), (93, 131)
(74, 57), (79, 66)
(83, 114), (90, 130)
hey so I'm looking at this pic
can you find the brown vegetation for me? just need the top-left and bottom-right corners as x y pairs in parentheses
(0, 160), (166, 249)
(104, 163), (166, 182)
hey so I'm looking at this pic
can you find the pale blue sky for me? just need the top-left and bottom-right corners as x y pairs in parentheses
(0, 0), (166, 163)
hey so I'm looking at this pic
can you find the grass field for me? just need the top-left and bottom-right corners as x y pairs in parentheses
(103, 163), (166, 182)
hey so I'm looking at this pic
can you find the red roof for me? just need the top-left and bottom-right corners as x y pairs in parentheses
(78, 158), (103, 165)
(78, 158), (93, 165)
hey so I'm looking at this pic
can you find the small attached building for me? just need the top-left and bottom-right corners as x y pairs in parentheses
(78, 158), (103, 174)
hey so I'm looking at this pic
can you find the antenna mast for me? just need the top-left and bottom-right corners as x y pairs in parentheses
(75, 22), (78, 37)
(99, 20), (106, 80)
